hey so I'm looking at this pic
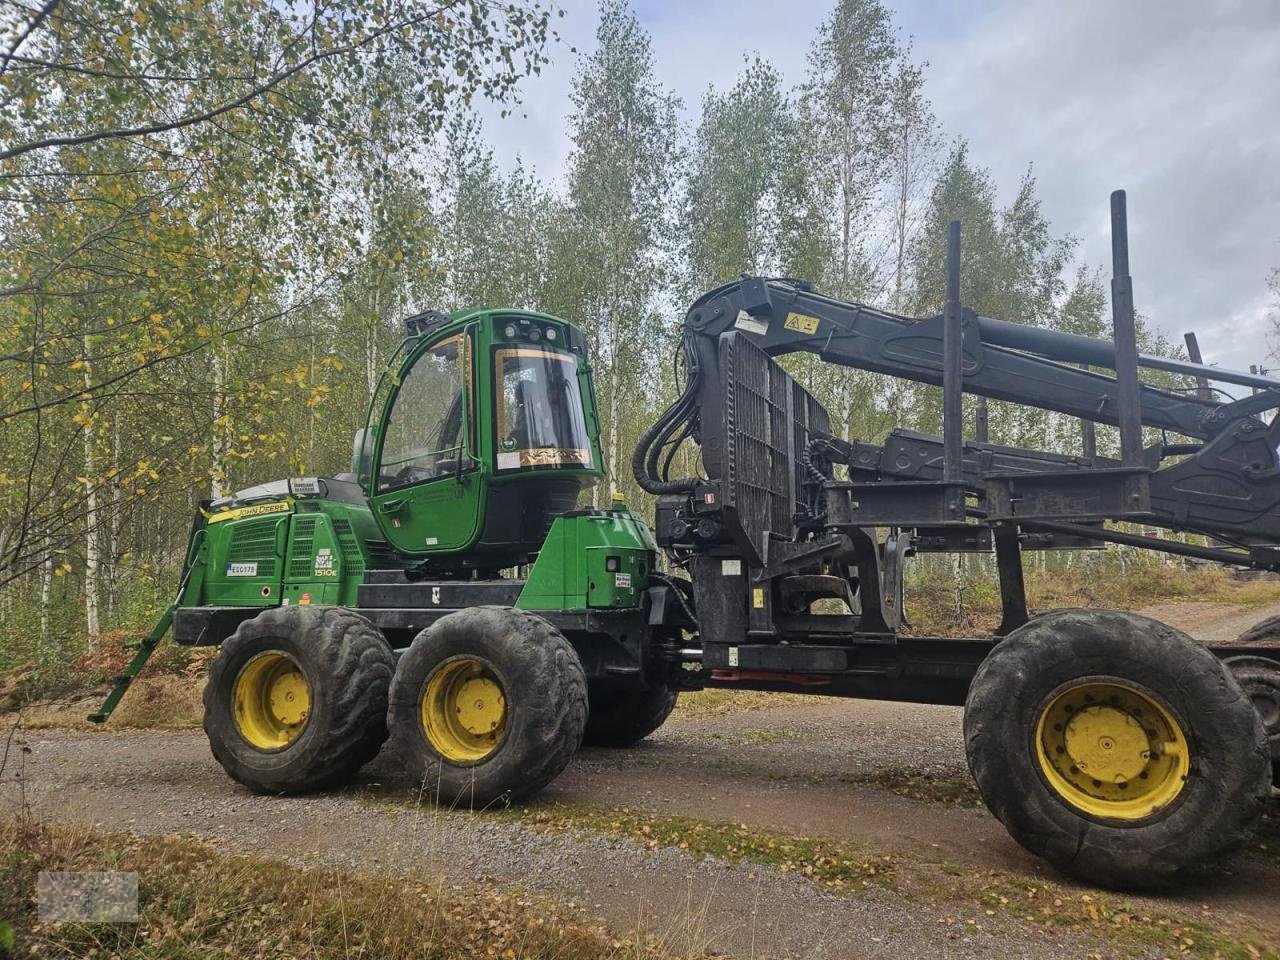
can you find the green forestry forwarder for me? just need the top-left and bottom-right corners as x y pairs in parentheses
(92, 204), (1280, 890)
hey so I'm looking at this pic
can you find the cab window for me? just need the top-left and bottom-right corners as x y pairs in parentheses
(494, 347), (593, 471)
(379, 335), (469, 490)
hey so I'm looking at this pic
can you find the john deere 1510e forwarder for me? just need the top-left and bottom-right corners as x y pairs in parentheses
(95, 191), (1280, 892)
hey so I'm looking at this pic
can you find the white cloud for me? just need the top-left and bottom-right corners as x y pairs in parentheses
(477, 0), (1280, 375)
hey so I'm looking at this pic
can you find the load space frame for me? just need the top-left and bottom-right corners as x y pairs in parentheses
(639, 190), (1280, 698)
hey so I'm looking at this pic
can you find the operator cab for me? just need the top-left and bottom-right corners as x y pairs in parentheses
(358, 308), (604, 572)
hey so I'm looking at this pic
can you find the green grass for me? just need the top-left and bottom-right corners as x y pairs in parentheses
(499, 802), (897, 895)
(387, 795), (1278, 960)
(919, 865), (1278, 960)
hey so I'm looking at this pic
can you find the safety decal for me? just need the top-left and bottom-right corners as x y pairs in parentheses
(784, 312), (820, 335)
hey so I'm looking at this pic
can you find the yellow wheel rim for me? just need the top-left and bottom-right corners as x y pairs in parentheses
(1035, 680), (1190, 821)
(233, 652), (311, 750)
(420, 657), (507, 764)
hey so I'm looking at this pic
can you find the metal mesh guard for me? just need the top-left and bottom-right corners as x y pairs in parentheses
(720, 332), (831, 565)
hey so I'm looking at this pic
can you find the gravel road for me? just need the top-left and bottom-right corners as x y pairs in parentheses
(6, 597), (1280, 958)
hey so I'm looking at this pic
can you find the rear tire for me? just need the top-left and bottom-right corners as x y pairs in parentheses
(583, 681), (677, 747)
(203, 606), (394, 794)
(1236, 613), (1280, 646)
(387, 606), (587, 808)
(964, 609), (1269, 890)
(1224, 614), (1280, 786)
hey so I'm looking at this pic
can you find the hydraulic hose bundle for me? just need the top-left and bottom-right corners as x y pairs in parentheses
(632, 336), (702, 494)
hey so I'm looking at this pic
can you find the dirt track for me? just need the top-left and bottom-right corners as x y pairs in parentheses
(6, 598), (1280, 958)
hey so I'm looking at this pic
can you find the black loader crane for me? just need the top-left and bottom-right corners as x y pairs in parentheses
(636, 191), (1280, 889)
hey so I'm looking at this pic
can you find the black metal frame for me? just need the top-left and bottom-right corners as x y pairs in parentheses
(638, 190), (1280, 697)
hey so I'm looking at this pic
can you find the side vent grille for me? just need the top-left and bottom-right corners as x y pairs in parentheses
(289, 516), (318, 579)
(332, 518), (365, 576)
(227, 516), (279, 577)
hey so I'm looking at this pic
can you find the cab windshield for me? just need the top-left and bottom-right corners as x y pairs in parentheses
(379, 335), (469, 490)
(494, 347), (592, 471)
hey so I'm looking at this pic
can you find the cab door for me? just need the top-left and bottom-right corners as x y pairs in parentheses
(368, 328), (483, 556)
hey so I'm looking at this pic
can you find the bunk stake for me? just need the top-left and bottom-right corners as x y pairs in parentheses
(942, 219), (964, 517)
(1183, 332), (1213, 403)
(975, 395), (990, 444)
(1077, 363), (1097, 460)
(993, 522), (1029, 636)
(1110, 190), (1143, 468)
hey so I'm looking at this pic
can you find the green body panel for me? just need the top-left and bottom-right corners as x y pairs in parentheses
(191, 497), (394, 610)
(516, 505), (657, 611)
(371, 473), (482, 556)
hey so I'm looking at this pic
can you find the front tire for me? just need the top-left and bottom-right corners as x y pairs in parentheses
(964, 609), (1269, 890)
(203, 606), (394, 794)
(387, 606), (587, 808)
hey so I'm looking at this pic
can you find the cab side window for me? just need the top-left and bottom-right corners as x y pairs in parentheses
(379, 335), (469, 490)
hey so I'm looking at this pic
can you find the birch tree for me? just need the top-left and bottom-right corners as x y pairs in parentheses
(557, 0), (681, 493)
(800, 0), (900, 300)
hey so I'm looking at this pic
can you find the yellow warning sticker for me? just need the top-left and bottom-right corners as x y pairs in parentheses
(784, 312), (819, 335)
(203, 499), (292, 524)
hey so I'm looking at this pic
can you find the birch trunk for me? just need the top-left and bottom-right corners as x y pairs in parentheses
(81, 336), (101, 647)
(606, 341), (620, 498)
(107, 413), (121, 618)
(40, 546), (52, 651)
(211, 346), (226, 500)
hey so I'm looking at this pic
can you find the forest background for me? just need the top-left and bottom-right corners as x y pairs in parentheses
(3, 0), (1277, 690)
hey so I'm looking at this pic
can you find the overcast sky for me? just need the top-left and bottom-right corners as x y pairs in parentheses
(477, 0), (1280, 381)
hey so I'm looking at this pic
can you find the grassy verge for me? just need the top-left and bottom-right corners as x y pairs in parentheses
(486, 802), (1276, 960)
(499, 802), (897, 895)
(0, 818), (691, 960)
(915, 863), (1277, 960)
(5, 672), (205, 730)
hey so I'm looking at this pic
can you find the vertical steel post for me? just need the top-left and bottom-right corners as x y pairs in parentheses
(1183, 332), (1212, 402)
(943, 220), (963, 487)
(1077, 363), (1097, 460)
(975, 396), (989, 444)
(993, 523), (1029, 636)
(1110, 190), (1143, 467)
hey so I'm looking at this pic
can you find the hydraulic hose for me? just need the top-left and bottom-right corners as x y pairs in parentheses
(632, 342), (702, 494)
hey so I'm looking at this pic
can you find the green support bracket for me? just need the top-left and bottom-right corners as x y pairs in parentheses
(86, 534), (201, 724)
(86, 604), (175, 724)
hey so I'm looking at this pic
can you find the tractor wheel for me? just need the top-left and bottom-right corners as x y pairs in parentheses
(583, 681), (677, 747)
(204, 606), (394, 794)
(964, 609), (1269, 890)
(1222, 657), (1280, 786)
(1236, 613), (1280, 646)
(387, 606), (587, 808)
(1224, 614), (1280, 786)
